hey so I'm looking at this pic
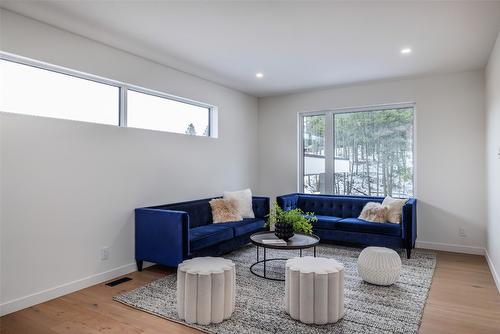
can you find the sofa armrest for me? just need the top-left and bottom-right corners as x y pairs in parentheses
(135, 208), (190, 267)
(252, 196), (270, 218)
(277, 193), (299, 211)
(401, 198), (417, 248)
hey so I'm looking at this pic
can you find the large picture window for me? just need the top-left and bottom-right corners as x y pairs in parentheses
(301, 105), (414, 197)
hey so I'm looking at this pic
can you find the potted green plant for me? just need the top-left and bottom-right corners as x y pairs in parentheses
(266, 201), (317, 240)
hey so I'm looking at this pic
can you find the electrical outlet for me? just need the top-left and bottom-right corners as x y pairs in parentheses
(100, 247), (109, 261)
(459, 227), (466, 238)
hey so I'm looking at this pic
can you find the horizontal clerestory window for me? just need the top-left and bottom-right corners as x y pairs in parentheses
(0, 53), (216, 137)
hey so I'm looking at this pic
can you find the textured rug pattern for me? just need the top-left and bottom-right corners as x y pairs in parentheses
(114, 244), (436, 334)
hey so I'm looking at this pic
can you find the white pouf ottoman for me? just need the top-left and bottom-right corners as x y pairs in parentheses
(285, 257), (345, 324)
(357, 247), (402, 286)
(177, 257), (235, 325)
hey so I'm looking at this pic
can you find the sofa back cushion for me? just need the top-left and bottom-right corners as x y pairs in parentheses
(296, 195), (383, 218)
(252, 197), (270, 219)
(160, 199), (212, 228)
(151, 196), (269, 228)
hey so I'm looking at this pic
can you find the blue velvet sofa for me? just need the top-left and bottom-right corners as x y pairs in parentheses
(135, 196), (270, 269)
(277, 193), (417, 258)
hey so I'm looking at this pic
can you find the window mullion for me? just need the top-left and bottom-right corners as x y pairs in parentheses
(324, 112), (334, 194)
(119, 86), (128, 127)
(298, 114), (305, 193)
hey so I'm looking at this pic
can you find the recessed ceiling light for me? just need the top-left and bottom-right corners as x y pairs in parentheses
(400, 48), (412, 54)
(256, 72), (264, 78)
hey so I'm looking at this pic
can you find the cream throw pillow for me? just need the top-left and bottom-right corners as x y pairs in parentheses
(382, 196), (408, 224)
(359, 202), (389, 223)
(223, 188), (255, 218)
(209, 198), (242, 223)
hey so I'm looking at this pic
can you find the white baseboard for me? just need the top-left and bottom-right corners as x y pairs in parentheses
(485, 249), (500, 294)
(415, 240), (485, 255)
(0, 262), (149, 316)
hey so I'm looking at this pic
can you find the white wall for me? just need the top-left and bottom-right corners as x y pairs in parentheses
(0, 9), (259, 314)
(486, 32), (500, 291)
(258, 71), (486, 253)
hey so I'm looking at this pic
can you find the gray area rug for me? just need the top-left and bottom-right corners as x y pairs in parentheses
(114, 244), (436, 334)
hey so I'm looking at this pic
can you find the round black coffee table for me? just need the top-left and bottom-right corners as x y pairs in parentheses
(249, 231), (320, 281)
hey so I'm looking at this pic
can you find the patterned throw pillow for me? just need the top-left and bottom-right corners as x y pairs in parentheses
(382, 196), (408, 224)
(209, 198), (243, 223)
(359, 202), (389, 223)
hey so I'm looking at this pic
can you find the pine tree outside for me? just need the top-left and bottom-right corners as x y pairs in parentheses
(185, 123), (197, 135)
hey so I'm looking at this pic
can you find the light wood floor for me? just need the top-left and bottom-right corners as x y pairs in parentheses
(1, 251), (500, 334)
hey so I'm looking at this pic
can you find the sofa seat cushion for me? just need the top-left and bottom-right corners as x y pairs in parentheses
(190, 224), (234, 251)
(312, 215), (342, 230)
(219, 218), (266, 236)
(336, 218), (401, 236)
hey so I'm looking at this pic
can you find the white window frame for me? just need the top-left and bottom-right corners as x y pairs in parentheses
(0, 51), (217, 137)
(298, 102), (417, 196)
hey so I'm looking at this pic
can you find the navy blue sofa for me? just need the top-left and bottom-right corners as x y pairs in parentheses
(277, 193), (417, 258)
(135, 196), (270, 269)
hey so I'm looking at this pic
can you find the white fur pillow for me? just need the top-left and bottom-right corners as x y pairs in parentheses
(359, 202), (389, 223)
(223, 188), (255, 218)
(382, 196), (408, 224)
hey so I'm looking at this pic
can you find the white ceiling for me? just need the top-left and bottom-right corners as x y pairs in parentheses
(2, 1), (500, 97)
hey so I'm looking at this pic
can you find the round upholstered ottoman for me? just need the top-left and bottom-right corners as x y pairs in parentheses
(357, 247), (402, 286)
(285, 257), (345, 324)
(176, 257), (235, 325)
